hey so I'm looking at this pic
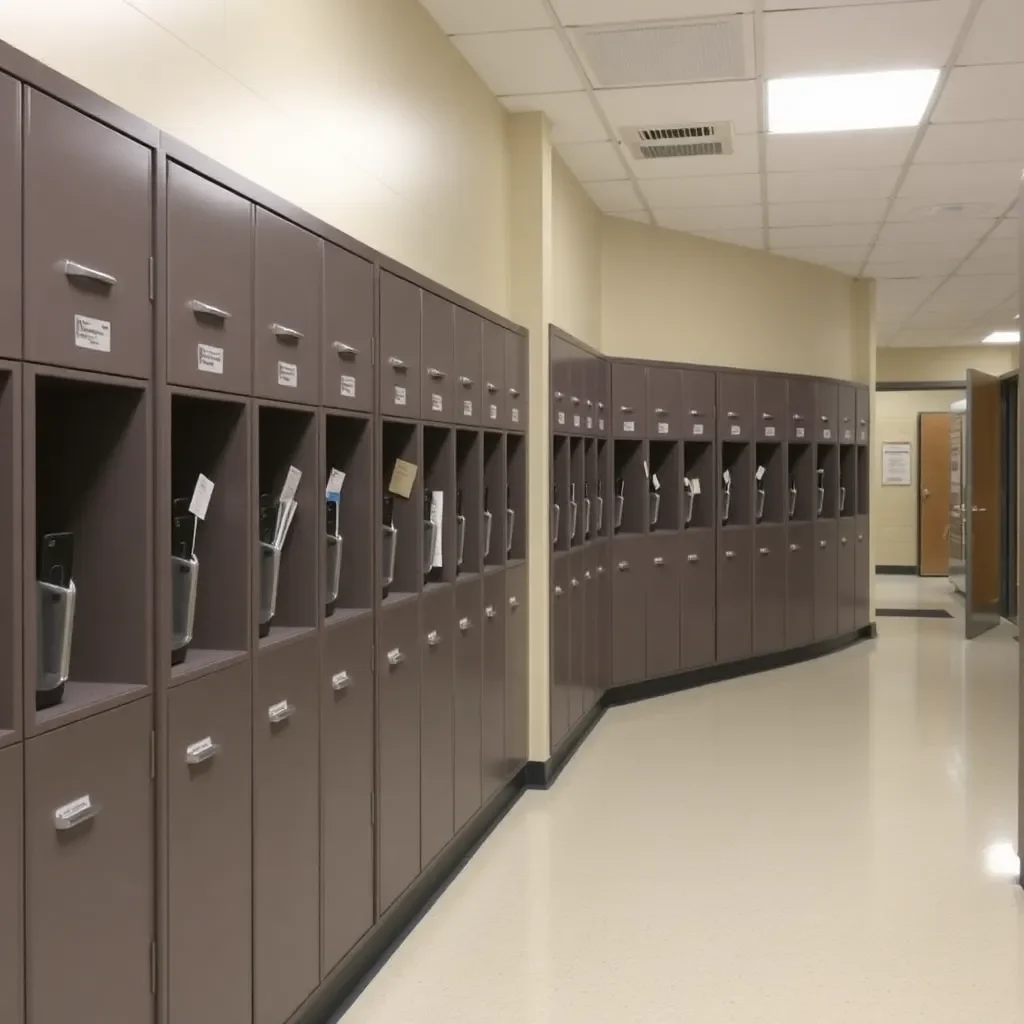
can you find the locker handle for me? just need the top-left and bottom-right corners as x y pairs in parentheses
(586, 399), (593, 407)
(485, 604), (497, 617)
(426, 630), (442, 647)
(510, 387), (521, 397)
(596, 565), (606, 575)
(620, 405), (634, 413)
(554, 391), (564, 400)
(188, 299), (231, 320)
(554, 586), (564, 597)
(571, 396), (580, 405)
(459, 375), (474, 387)
(388, 356), (408, 370)
(617, 560), (630, 571)
(62, 259), (116, 287)
(185, 737), (221, 765)
(790, 543), (800, 551)
(759, 547), (770, 555)
(841, 537), (848, 545)
(571, 578), (579, 588)
(793, 414), (804, 421)
(487, 382), (499, 393)
(819, 540), (828, 548)
(332, 342), (358, 357)
(690, 409), (702, 416)
(271, 323), (303, 342)
(687, 554), (699, 563)
(584, 570), (592, 580)
(820, 415), (828, 422)
(598, 402), (605, 411)
(655, 407), (668, 416)
(53, 795), (101, 832)
(459, 616), (472, 631)
(859, 418), (866, 425)
(727, 411), (738, 419)
(268, 700), (295, 724)
(653, 557), (666, 566)
(387, 647), (405, 666)
(858, 534), (864, 542)
(725, 550), (736, 559)
(509, 596), (520, 608)
(428, 367), (446, 379)
(331, 670), (352, 692)
(761, 412), (774, 419)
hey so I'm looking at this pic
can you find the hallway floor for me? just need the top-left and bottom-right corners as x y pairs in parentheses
(341, 577), (1024, 1023)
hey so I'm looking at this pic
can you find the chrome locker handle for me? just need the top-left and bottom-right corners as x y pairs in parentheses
(387, 648), (405, 666)
(189, 299), (231, 320)
(271, 323), (303, 342)
(459, 376), (474, 387)
(510, 387), (521, 397)
(485, 605), (497, 618)
(762, 412), (773, 420)
(427, 367), (446, 379)
(571, 396), (580, 405)
(554, 391), (564, 400)
(858, 534), (864, 542)
(617, 560), (629, 571)
(426, 630), (441, 647)
(388, 356), (407, 370)
(790, 543), (799, 551)
(620, 405), (634, 413)
(727, 411), (738, 419)
(554, 586), (564, 597)
(584, 570), (592, 580)
(487, 382), (499, 393)
(725, 550), (736, 559)
(571, 578), (579, 588)
(690, 409), (701, 416)
(687, 554), (699, 563)
(759, 547), (770, 555)
(793, 414), (804, 421)
(820, 415), (828, 422)
(655, 407), (667, 416)
(332, 342), (358, 357)
(459, 617), (472, 631)
(509, 596), (520, 608)
(268, 700), (295, 724)
(596, 565), (606, 575)
(62, 259), (116, 287)
(653, 557), (666, 567)
(331, 670), (352, 692)
(819, 540), (827, 548)
(185, 737), (221, 765)
(53, 795), (101, 831)
(841, 537), (848, 546)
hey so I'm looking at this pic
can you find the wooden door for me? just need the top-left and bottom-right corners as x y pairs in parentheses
(919, 412), (951, 576)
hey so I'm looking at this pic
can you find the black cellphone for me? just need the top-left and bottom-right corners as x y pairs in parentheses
(259, 493), (278, 544)
(39, 531), (74, 589)
(325, 497), (339, 537)
(383, 494), (395, 527)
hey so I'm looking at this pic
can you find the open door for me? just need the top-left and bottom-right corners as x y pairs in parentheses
(966, 368), (1003, 638)
(919, 412), (951, 576)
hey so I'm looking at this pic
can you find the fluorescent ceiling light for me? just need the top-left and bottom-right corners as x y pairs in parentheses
(767, 69), (940, 134)
(982, 330), (1019, 345)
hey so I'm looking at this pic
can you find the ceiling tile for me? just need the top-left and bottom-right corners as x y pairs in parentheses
(452, 29), (583, 95)
(767, 167), (900, 203)
(931, 64), (1024, 123)
(654, 205), (764, 231)
(556, 141), (626, 181)
(876, 277), (946, 303)
(970, 236), (1020, 262)
(771, 245), (870, 268)
(889, 328), (985, 348)
(866, 259), (963, 277)
(931, 273), (1018, 303)
(770, 224), (878, 249)
(766, 0), (940, 8)
(419, 0), (550, 34)
(610, 210), (653, 223)
(957, 0), (1024, 66)
(769, 199), (889, 227)
(596, 80), (760, 136)
(766, 129), (915, 172)
(887, 197), (1009, 222)
(915, 121), (1024, 165)
(897, 161), (1024, 205)
(626, 132), (761, 179)
(583, 179), (645, 211)
(552, 0), (756, 24)
(640, 174), (762, 208)
(906, 309), (982, 328)
(876, 219), (995, 245)
(763, 1), (965, 77)
(679, 227), (765, 249)
(958, 256), (1018, 276)
(988, 218), (1021, 239)
(871, 239), (976, 263)
(501, 91), (609, 143)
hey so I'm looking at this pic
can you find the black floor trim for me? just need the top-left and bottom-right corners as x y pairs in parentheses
(876, 607), (952, 618)
(525, 700), (605, 790)
(877, 564), (918, 575)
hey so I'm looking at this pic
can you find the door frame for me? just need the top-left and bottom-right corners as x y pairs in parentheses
(1000, 371), (1018, 622)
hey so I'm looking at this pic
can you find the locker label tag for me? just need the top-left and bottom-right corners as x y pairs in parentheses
(586, 416), (592, 429)
(658, 422), (669, 435)
(197, 344), (224, 374)
(326, 468), (346, 497)
(340, 375), (356, 398)
(513, 408), (520, 424)
(277, 361), (298, 388)
(74, 314), (110, 353)
(764, 426), (776, 438)
(189, 473), (215, 520)
(394, 386), (407, 406)
(691, 478), (702, 495)
(796, 426), (805, 439)
(463, 400), (473, 417)
(431, 393), (443, 413)
(573, 414), (580, 428)
(598, 418), (604, 431)
(823, 428), (832, 440)
(730, 424), (741, 436)
(490, 404), (498, 420)
(692, 423), (704, 436)
(557, 411), (565, 425)
(280, 466), (303, 503)
(623, 420), (635, 433)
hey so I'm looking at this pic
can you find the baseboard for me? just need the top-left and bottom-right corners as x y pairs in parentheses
(877, 564), (918, 575)
(603, 624), (876, 707)
(525, 700), (605, 790)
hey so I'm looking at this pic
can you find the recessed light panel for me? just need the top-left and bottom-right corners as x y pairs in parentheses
(768, 69), (940, 134)
(982, 330), (1020, 345)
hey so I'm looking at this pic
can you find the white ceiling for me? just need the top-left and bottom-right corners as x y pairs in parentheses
(419, 0), (1022, 348)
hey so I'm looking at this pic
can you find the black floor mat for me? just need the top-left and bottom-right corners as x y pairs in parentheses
(876, 608), (953, 619)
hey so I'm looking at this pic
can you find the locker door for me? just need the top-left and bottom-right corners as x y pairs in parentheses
(421, 589), (455, 866)
(646, 534), (681, 679)
(595, 358), (611, 436)
(253, 638), (320, 1024)
(482, 570), (506, 799)
(582, 548), (599, 712)
(681, 368), (715, 441)
(647, 365), (681, 439)
(0, 744), (22, 1024)
(568, 549), (586, 724)
(24, 90), (152, 377)
(0, 74), (19, 361)
(680, 530), (716, 669)
(505, 564), (529, 776)
(839, 384), (857, 444)
(816, 382), (839, 443)
(612, 535), (647, 685)
(380, 272), (421, 418)
(717, 531), (753, 662)
(856, 388), (870, 444)
(786, 522), (815, 649)
(166, 162), (253, 394)
(594, 543), (613, 693)
(756, 375), (787, 441)
(421, 292), (455, 424)
(789, 377), (815, 442)
(551, 338), (571, 432)
(320, 613), (374, 974)
(612, 362), (647, 439)
(855, 517), (870, 628)
(838, 524), (857, 634)
(753, 525), (787, 655)
(25, 699), (154, 1024)
(482, 320), (506, 427)
(323, 243), (374, 413)
(814, 520), (839, 640)
(455, 309), (482, 425)
(454, 579), (483, 830)
(378, 598), (421, 912)
(167, 665), (252, 1024)
(717, 372), (756, 441)
(551, 556), (571, 747)
(505, 329), (527, 431)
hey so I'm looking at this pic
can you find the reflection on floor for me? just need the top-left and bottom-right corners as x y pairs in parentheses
(340, 576), (1023, 1024)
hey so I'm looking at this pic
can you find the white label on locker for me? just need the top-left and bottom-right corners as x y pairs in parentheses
(691, 478), (702, 495)
(823, 428), (832, 440)
(557, 411), (565, 425)
(859, 430), (866, 442)
(658, 422), (669, 435)
(54, 795), (91, 824)
(844, 430), (852, 441)
(490, 404), (498, 420)
(573, 415), (580, 428)
(692, 423), (704, 436)
(280, 465), (302, 503)
(394, 386), (407, 406)
(623, 420), (635, 433)
(277, 361), (298, 388)
(186, 737), (215, 761)
(197, 344), (224, 374)
(764, 426), (776, 438)
(598, 418), (604, 431)
(189, 473), (215, 520)
(463, 400), (473, 417)
(340, 375), (356, 398)
(586, 416), (592, 429)
(512, 408), (520, 424)
(755, 465), (766, 481)
(796, 426), (805, 439)
(74, 315), (110, 352)
(326, 468), (346, 497)
(431, 393), (443, 413)
(730, 424), (741, 436)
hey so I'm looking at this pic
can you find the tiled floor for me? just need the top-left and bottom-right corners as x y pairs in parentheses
(340, 576), (1024, 1023)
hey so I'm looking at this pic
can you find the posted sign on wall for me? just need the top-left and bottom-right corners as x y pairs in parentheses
(881, 441), (912, 486)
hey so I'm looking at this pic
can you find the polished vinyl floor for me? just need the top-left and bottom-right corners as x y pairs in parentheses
(341, 576), (1023, 1023)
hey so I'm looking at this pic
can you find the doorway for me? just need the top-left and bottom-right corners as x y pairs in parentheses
(918, 412), (951, 576)
(1000, 372), (1017, 622)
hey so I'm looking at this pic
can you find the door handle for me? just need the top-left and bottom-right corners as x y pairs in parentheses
(790, 543), (800, 551)
(759, 547), (770, 555)
(598, 402), (605, 411)
(487, 382), (499, 393)
(571, 396), (580, 405)
(819, 540), (828, 548)
(53, 795), (101, 832)
(427, 367), (446, 379)
(554, 391), (564, 400)
(459, 617), (472, 631)
(690, 409), (701, 416)
(687, 554), (699, 563)
(332, 341), (358, 356)
(858, 534), (864, 542)
(617, 560), (630, 571)
(62, 260), (116, 287)
(510, 387), (521, 397)
(387, 647), (405, 666)
(485, 604), (496, 617)
(841, 537), (848, 545)
(585, 570), (592, 579)
(922, 488), (931, 500)
(571, 578), (579, 588)
(185, 737), (221, 765)
(509, 596), (520, 608)
(762, 412), (774, 419)
(725, 550), (736, 559)
(596, 565), (605, 575)
(271, 323), (303, 342)
(268, 700), (295, 724)
(331, 670), (352, 691)
(426, 630), (442, 647)
(727, 411), (738, 419)
(554, 586), (564, 597)
(459, 375), (474, 387)
(388, 356), (407, 369)
(654, 407), (667, 416)
(189, 299), (231, 320)
(653, 556), (666, 566)
(793, 414), (804, 421)
(620, 405), (633, 413)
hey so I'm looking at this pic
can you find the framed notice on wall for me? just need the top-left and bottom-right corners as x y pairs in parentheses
(881, 441), (912, 486)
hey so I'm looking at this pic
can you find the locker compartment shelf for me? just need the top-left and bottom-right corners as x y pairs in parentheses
(613, 438), (647, 535)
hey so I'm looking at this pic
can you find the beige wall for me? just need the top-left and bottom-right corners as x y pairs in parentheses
(601, 218), (871, 382)
(877, 346), (1018, 382)
(872, 390), (963, 567)
(0, 0), (512, 315)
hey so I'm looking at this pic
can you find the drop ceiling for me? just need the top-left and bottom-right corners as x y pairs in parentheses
(419, 0), (1022, 348)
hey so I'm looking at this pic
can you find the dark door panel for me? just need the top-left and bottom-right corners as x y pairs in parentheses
(551, 337), (571, 432)
(323, 244), (374, 413)
(717, 530), (753, 661)
(814, 520), (839, 640)
(0, 74), (20, 361)
(505, 564), (529, 776)
(839, 384), (857, 444)
(786, 522), (815, 649)
(612, 362), (647, 439)
(816, 382), (839, 444)
(421, 292), (455, 424)
(838, 523), (857, 634)
(594, 541), (613, 691)
(455, 308), (482, 425)
(718, 373), (756, 441)
(320, 612), (374, 974)
(25, 699), (154, 1024)
(454, 579), (483, 830)
(380, 272), (421, 417)
(855, 516), (870, 628)
(506, 330), (527, 431)
(482, 570), (506, 799)
(646, 535), (681, 678)
(856, 388), (870, 444)
(24, 90), (153, 377)
(568, 549), (586, 725)
(648, 365), (681, 439)
(612, 535), (647, 684)
(756, 376), (787, 441)
(551, 556), (571, 747)
(0, 744), (22, 1024)
(682, 368), (716, 441)
(421, 589), (455, 865)
(166, 162), (253, 393)
(754, 525), (786, 655)
(168, 665), (252, 1024)
(789, 377), (815, 442)
(582, 547), (599, 712)
(482, 320), (506, 427)
(680, 530), (716, 670)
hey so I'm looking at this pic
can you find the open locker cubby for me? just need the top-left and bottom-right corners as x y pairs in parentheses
(648, 441), (680, 531)
(596, 438), (612, 539)
(552, 435), (570, 552)
(815, 444), (839, 520)
(0, 365), (17, 743)
(857, 446), (869, 516)
(455, 430), (483, 576)
(569, 437), (584, 548)
(483, 431), (506, 569)
(324, 413), (373, 625)
(381, 420), (422, 605)
(506, 432), (526, 561)
(583, 438), (598, 543)
(613, 439), (647, 535)
(169, 393), (250, 684)
(754, 443), (785, 525)
(28, 371), (150, 732)
(423, 426), (455, 590)
(683, 442), (713, 530)
(787, 443), (814, 522)
(720, 442), (752, 528)
(839, 445), (857, 519)
(257, 404), (317, 644)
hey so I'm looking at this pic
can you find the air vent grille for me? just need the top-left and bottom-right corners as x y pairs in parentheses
(624, 122), (733, 161)
(640, 141), (724, 159)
